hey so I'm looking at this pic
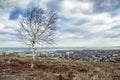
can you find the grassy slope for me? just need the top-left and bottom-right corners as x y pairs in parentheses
(0, 56), (120, 80)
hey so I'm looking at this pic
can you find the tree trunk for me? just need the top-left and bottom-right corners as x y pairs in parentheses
(31, 44), (36, 69)
(32, 47), (35, 61)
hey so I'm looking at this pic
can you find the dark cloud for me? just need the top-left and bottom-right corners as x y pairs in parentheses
(0, 38), (17, 41)
(61, 17), (89, 26)
(0, 31), (17, 36)
(92, 0), (120, 14)
(107, 34), (120, 38)
(9, 7), (25, 20)
(60, 26), (93, 40)
(0, 31), (18, 42)
(0, 0), (14, 9)
(111, 25), (120, 30)
(27, 0), (62, 11)
(108, 26), (120, 38)
(73, 19), (89, 26)
(0, 26), (18, 36)
(46, 0), (62, 11)
(4, 26), (12, 29)
(61, 28), (80, 33)
(103, 31), (120, 38)
(27, 0), (39, 9)
(9, 0), (61, 21)
(4, 26), (17, 30)
(9, 0), (40, 21)
(71, 7), (91, 15)
(93, 25), (120, 39)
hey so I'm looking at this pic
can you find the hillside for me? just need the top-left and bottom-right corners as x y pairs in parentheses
(0, 56), (120, 80)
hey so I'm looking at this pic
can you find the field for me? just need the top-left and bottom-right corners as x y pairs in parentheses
(0, 55), (120, 80)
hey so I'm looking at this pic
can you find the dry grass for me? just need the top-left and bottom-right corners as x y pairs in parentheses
(0, 55), (120, 80)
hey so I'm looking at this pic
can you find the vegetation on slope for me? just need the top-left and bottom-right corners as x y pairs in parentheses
(0, 56), (120, 80)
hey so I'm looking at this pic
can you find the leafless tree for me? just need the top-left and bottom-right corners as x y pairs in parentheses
(17, 6), (57, 69)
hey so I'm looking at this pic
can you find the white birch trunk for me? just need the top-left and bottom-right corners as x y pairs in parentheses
(32, 47), (35, 61)
(31, 43), (35, 69)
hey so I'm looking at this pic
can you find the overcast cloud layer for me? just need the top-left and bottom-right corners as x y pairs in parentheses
(0, 0), (120, 47)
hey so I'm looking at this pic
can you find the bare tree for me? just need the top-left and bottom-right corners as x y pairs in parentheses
(17, 6), (57, 69)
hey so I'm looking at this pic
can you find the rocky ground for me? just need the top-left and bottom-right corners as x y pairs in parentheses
(0, 55), (120, 80)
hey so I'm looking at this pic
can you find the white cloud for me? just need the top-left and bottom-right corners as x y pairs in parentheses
(0, 41), (25, 47)
(61, 0), (92, 12)
(55, 0), (120, 47)
(60, 0), (92, 20)
(0, 12), (18, 31)
(0, 0), (120, 47)
(0, 23), (4, 31)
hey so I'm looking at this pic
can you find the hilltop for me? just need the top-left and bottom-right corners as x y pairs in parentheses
(0, 56), (120, 80)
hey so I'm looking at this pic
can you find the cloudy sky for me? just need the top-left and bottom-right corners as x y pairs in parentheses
(0, 0), (120, 47)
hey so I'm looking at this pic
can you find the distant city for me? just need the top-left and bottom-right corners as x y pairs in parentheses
(0, 47), (120, 63)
